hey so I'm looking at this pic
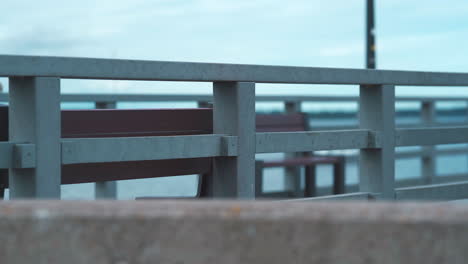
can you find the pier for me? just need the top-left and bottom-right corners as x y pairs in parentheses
(1, 55), (468, 200)
(1, 54), (468, 262)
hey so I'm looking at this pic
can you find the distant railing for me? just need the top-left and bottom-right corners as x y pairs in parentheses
(1, 54), (468, 200)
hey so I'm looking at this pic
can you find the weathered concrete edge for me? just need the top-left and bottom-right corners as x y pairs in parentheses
(0, 200), (467, 224)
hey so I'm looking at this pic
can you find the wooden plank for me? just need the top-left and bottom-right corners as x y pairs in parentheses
(256, 113), (307, 131)
(62, 108), (213, 138)
(62, 158), (211, 184)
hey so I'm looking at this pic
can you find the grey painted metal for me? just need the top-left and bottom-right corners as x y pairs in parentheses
(311, 121), (468, 132)
(3, 92), (468, 104)
(272, 173), (468, 199)
(53, 94), (468, 103)
(2, 55), (468, 85)
(283, 101), (303, 197)
(289, 192), (376, 201)
(0, 143), (35, 169)
(212, 82), (256, 198)
(255, 129), (376, 153)
(12, 144), (35, 169)
(62, 135), (237, 164)
(395, 147), (468, 159)
(94, 101), (117, 199)
(396, 126), (468, 146)
(359, 85), (396, 200)
(421, 101), (436, 184)
(8, 77), (61, 199)
(0, 142), (14, 169)
(396, 180), (468, 200)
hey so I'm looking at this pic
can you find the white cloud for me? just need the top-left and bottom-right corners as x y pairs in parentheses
(0, 0), (467, 96)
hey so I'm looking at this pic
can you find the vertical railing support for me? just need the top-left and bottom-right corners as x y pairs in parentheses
(421, 101), (436, 184)
(359, 85), (395, 200)
(9, 77), (61, 199)
(212, 82), (256, 198)
(94, 101), (118, 199)
(284, 101), (303, 197)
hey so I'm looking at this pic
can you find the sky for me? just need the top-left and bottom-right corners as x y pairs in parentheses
(1, 0), (468, 99)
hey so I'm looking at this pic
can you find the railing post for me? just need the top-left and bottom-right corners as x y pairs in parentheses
(94, 101), (118, 199)
(212, 82), (256, 198)
(283, 101), (303, 197)
(359, 85), (395, 200)
(421, 101), (436, 184)
(9, 77), (61, 198)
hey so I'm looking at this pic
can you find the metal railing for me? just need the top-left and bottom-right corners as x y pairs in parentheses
(1, 54), (468, 200)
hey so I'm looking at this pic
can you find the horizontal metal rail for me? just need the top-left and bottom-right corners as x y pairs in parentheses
(62, 135), (237, 164)
(1, 128), (468, 167)
(285, 192), (377, 201)
(265, 173), (468, 199)
(279, 180), (468, 201)
(311, 122), (468, 131)
(0, 142), (35, 169)
(3, 93), (468, 103)
(395, 181), (468, 200)
(396, 126), (468, 146)
(256, 129), (375, 153)
(2, 55), (468, 85)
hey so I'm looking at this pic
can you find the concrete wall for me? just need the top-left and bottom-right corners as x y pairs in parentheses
(0, 201), (467, 264)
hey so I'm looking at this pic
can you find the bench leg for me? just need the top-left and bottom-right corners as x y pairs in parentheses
(197, 173), (213, 198)
(333, 157), (346, 194)
(304, 165), (316, 197)
(95, 181), (117, 199)
(0, 169), (6, 200)
(255, 160), (264, 198)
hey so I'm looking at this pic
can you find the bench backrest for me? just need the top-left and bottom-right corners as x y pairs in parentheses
(61, 109), (213, 184)
(256, 113), (309, 132)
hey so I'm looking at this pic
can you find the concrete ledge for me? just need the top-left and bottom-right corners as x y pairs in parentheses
(1, 201), (468, 263)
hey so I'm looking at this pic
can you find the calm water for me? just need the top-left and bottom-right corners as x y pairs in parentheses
(4, 111), (468, 200)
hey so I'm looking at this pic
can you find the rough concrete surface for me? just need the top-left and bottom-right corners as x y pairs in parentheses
(0, 200), (468, 264)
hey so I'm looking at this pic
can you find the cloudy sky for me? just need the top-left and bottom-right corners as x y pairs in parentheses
(1, 0), (468, 97)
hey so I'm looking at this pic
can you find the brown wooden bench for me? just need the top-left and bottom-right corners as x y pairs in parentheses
(0, 107), (213, 199)
(253, 113), (345, 197)
(0, 107), (345, 199)
(198, 112), (346, 198)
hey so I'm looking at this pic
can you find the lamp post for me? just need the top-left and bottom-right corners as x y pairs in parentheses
(366, 0), (376, 69)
